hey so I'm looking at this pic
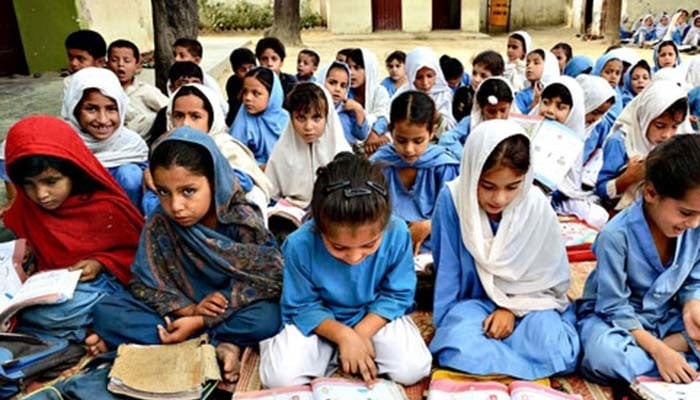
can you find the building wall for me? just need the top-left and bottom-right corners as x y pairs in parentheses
(402, 0), (432, 32)
(76, 0), (154, 54)
(623, 0), (698, 21)
(509, 0), (567, 29)
(328, 0), (372, 33)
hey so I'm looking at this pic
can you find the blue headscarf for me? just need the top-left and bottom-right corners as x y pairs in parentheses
(563, 55), (593, 78)
(592, 53), (624, 119)
(622, 60), (652, 107)
(652, 40), (681, 72)
(131, 126), (283, 325)
(229, 67), (289, 164)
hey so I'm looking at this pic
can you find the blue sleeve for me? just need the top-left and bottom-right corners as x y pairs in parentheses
(515, 89), (534, 114)
(592, 229), (642, 330)
(232, 168), (253, 193)
(371, 116), (389, 135)
(595, 133), (628, 200)
(353, 117), (370, 141)
(0, 160), (8, 182)
(280, 236), (336, 336)
(431, 188), (466, 327)
(434, 163), (460, 190)
(438, 117), (470, 161)
(367, 220), (417, 321)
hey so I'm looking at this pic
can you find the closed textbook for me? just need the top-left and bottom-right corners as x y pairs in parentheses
(108, 335), (221, 400)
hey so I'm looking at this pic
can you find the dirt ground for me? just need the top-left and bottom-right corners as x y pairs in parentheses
(214, 25), (656, 81)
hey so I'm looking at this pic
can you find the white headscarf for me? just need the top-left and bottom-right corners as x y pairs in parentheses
(166, 83), (271, 199)
(685, 56), (700, 87)
(265, 83), (352, 208)
(447, 119), (570, 316)
(606, 47), (640, 66)
(576, 74), (616, 135)
(470, 76), (518, 130)
(509, 30), (532, 57)
(504, 31), (532, 92)
(355, 48), (390, 128)
(317, 61), (351, 111)
(655, 12), (670, 39)
(613, 79), (690, 209)
(683, 16), (700, 46)
(538, 49), (562, 87)
(63, 67), (148, 168)
(402, 47), (456, 128)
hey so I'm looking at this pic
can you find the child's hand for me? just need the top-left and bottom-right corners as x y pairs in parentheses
(68, 259), (104, 282)
(337, 329), (377, 386)
(683, 299), (700, 344)
(623, 156), (646, 183)
(651, 343), (698, 383)
(364, 131), (390, 156)
(143, 169), (156, 192)
(483, 308), (516, 339)
(408, 220), (432, 256)
(157, 315), (204, 344)
(342, 98), (362, 113)
(194, 292), (229, 317)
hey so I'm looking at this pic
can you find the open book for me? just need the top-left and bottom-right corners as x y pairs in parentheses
(631, 376), (700, 400)
(267, 199), (307, 228)
(233, 377), (407, 399)
(0, 240), (82, 332)
(108, 335), (220, 400)
(428, 379), (582, 400)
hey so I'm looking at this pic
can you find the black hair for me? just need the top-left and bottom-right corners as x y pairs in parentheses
(173, 38), (203, 58)
(286, 82), (327, 118)
(298, 49), (320, 66)
(528, 49), (546, 61)
(347, 49), (365, 69)
(385, 50), (406, 65)
(327, 61), (350, 79)
(72, 88), (118, 123)
(229, 48), (256, 70)
(660, 97), (689, 120)
(472, 50), (505, 76)
(150, 139), (214, 186)
(646, 134), (700, 199)
(65, 30), (106, 59)
(8, 155), (98, 195)
(476, 79), (514, 107)
(311, 152), (391, 234)
(439, 55), (464, 81)
(551, 42), (573, 62)
(482, 135), (530, 175)
(389, 91), (436, 134)
(168, 61), (204, 83)
(336, 48), (353, 59)
(509, 33), (527, 57)
(108, 39), (140, 62)
(244, 67), (274, 95)
(630, 59), (652, 76)
(255, 37), (286, 60)
(657, 40), (679, 62)
(604, 44), (622, 53)
(541, 83), (573, 106)
(172, 85), (215, 131)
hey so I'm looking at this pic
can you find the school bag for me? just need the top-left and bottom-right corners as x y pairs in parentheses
(0, 332), (85, 398)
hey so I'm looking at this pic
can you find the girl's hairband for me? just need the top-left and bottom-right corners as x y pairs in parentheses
(324, 180), (388, 198)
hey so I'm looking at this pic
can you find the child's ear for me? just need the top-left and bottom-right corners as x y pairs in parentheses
(642, 181), (659, 203)
(194, 56), (202, 64)
(96, 57), (107, 67)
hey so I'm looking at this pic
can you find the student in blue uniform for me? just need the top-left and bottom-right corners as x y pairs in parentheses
(259, 152), (432, 387)
(439, 77), (515, 161)
(577, 134), (700, 385)
(319, 61), (370, 145)
(514, 49), (560, 114)
(370, 91), (459, 254)
(592, 53), (625, 125)
(621, 60), (652, 108)
(595, 80), (689, 211)
(429, 119), (579, 379)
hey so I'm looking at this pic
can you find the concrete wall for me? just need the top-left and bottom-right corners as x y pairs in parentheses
(623, 0), (698, 21)
(402, 0), (432, 32)
(461, 0), (481, 31)
(328, 0), (372, 33)
(13, 0), (80, 73)
(509, 0), (567, 29)
(76, 0), (154, 54)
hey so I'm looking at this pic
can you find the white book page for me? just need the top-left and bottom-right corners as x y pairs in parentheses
(311, 379), (406, 400)
(0, 240), (23, 298)
(428, 389), (510, 400)
(634, 380), (700, 400)
(8, 269), (82, 306)
(531, 120), (584, 190)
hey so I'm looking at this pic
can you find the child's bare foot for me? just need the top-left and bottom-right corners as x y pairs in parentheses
(85, 333), (108, 356)
(216, 342), (241, 383)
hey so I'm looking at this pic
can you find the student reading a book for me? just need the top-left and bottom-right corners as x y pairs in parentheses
(577, 134), (700, 385)
(439, 76), (516, 162)
(370, 91), (459, 254)
(266, 82), (351, 211)
(514, 49), (560, 114)
(260, 153), (432, 388)
(534, 76), (610, 229)
(2, 115), (143, 342)
(429, 119), (579, 379)
(595, 80), (689, 211)
(91, 127), (283, 383)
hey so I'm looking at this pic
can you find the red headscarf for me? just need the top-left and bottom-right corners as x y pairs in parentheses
(3, 116), (143, 284)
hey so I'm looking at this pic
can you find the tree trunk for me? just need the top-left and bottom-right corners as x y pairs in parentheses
(268, 0), (302, 46)
(151, 0), (198, 93)
(603, 0), (622, 45)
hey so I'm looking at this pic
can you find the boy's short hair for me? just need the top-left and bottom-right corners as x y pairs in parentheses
(168, 61), (204, 82)
(473, 50), (505, 76)
(551, 42), (573, 61)
(108, 39), (140, 62)
(173, 38), (203, 59)
(439, 55), (464, 80)
(229, 48), (256, 70)
(298, 49), (320, 66)
(255, 37), (286, 60)
(385, 50), (406, 65)
(65, 30), (107, 59)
